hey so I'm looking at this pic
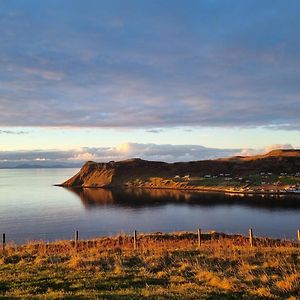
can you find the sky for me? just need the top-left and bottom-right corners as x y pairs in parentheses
(0, 0), (299, 166)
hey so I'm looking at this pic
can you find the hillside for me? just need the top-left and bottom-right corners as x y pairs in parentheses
(60, 150), (300, 193)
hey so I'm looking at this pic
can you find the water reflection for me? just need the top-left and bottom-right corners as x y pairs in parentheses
(66, 187), (300, 211)
(69, 188), (114, 207)
(1, 168), (298, 242)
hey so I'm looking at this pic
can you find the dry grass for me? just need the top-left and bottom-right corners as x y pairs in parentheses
(0, 232), (299, 299)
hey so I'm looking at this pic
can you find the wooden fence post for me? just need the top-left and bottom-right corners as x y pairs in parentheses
(249, 228), (253, 247)
(197, 228), (201, 248)
(75, 230), (79, 251)
(133, 230), (137, 251)
(297, 229), (300, 242)
(2, 233), (5, 254)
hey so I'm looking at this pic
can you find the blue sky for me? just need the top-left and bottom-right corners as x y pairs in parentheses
(0, 0), (299, 165)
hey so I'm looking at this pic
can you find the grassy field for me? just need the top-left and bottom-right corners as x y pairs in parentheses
(0, 232), (299, 299)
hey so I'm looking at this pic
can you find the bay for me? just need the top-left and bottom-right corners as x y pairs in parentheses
(0, 168), (299, 243)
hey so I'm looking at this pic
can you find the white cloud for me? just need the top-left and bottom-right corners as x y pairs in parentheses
(70, 152), (97, 161)
(35, 157), (48, 161)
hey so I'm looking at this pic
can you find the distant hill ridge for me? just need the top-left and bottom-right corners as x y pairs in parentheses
(218, 149), (300, 161)
(61, 149), (300, 188)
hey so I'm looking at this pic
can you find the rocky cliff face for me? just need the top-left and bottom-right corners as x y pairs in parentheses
(61, 150), (300, 188)
(62, 158), (171, 188)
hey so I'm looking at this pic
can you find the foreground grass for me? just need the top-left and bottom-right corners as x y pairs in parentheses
(0, 232), (299, 299)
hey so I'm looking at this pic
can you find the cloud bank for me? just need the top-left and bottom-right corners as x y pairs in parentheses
(0, 143), (294, 168)
(0, 143), (240, 167)
(0, 1), (299, 130)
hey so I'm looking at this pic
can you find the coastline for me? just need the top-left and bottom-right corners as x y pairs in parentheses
(129, 185), (300, 196)
(58, 183), (300, 196)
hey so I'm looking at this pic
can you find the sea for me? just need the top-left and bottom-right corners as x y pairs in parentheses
(0, 168), (299, 243)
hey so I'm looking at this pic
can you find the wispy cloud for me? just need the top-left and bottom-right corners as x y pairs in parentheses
(0, 1), (299, 130)
(0, 130), (28, 135)
(22, 67), (64, 81)
(145, 128), (164, 134)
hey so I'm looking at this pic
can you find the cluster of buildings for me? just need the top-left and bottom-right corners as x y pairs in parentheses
(173, 171), (300, 194)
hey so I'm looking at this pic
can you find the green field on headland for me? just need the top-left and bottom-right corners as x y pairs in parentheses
(0, 232), (299, 299)
(169, 173), (300, 194)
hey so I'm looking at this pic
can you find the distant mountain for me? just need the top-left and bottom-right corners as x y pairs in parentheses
(60, 149), (300, 188)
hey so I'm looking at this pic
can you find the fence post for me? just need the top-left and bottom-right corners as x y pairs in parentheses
(249, 228), (253, 247)
(2, 233), (5, 254)
(197, 228), (201, 248)
(133, 230), (137, 251)
(297, 229), (300, 242)
(74, 230), (79, 251)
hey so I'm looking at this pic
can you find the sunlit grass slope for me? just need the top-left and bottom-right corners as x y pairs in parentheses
(0, 232), (299, 299)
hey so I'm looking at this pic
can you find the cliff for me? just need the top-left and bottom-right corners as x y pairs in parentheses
(61, 150), (300, 189)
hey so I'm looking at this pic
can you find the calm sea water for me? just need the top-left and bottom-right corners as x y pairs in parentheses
(0, 168), (299, 243)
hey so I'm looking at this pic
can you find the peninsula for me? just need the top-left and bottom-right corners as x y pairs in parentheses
(60, 149), (300, 194)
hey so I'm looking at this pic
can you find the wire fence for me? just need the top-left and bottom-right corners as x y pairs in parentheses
(1, 228), (300, 254)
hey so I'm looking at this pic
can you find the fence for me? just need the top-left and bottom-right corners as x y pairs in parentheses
(1, 228), (300, 254)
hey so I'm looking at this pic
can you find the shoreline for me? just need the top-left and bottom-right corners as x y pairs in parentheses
(57, 184), (300, 196)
